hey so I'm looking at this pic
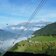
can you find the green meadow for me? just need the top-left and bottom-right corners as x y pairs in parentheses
(9, 36), (56, 56)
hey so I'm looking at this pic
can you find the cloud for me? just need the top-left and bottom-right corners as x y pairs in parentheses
(0, 0), (56, 27)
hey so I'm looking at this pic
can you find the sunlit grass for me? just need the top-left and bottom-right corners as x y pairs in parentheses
(9, 36), (56, 56)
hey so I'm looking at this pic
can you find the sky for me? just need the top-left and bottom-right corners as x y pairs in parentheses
(0, 0), (56, 28)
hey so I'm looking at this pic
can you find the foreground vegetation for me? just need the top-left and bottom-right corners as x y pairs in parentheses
(9, 36), (56, 56)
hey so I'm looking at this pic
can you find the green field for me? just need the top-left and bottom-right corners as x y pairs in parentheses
(9, 36), (56, 56)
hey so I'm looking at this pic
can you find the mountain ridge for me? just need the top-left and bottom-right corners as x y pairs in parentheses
(33, 22), (56, 36)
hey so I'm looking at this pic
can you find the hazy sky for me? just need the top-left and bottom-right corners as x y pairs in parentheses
(0, 0), (56, 27)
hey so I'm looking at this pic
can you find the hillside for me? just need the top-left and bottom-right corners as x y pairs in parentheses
(8, 22), (56, 56)
(33, 22), (56, 36)
(9, 36), (56, 56)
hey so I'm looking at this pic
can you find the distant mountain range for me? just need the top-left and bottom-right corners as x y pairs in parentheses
(0, 21), (51, 41)
(0, 29), (16, 40)
(33, 22), (56, 36)
(4, 21), (50, 37)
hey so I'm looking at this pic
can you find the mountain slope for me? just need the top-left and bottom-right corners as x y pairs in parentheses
(9, 36), (56, 56)
(9, 22), (56, 56)
(33, 22), (56, 36)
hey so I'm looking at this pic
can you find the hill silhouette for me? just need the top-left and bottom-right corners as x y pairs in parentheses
(33, 22), (56, 36)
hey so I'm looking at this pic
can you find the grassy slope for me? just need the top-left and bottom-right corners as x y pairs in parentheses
(9, 36), (56, 55)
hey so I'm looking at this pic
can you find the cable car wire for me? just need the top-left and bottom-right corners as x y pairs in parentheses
(2, 0), (47, 56)
(14, 0), (47, 42)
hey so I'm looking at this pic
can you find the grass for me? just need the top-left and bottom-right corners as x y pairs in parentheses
(9, 36), (56, 56)
(30, 36), (56, 42)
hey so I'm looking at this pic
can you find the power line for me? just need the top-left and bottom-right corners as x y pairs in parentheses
(14, 0), (47, 42)
(1, 0), (47, 56)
